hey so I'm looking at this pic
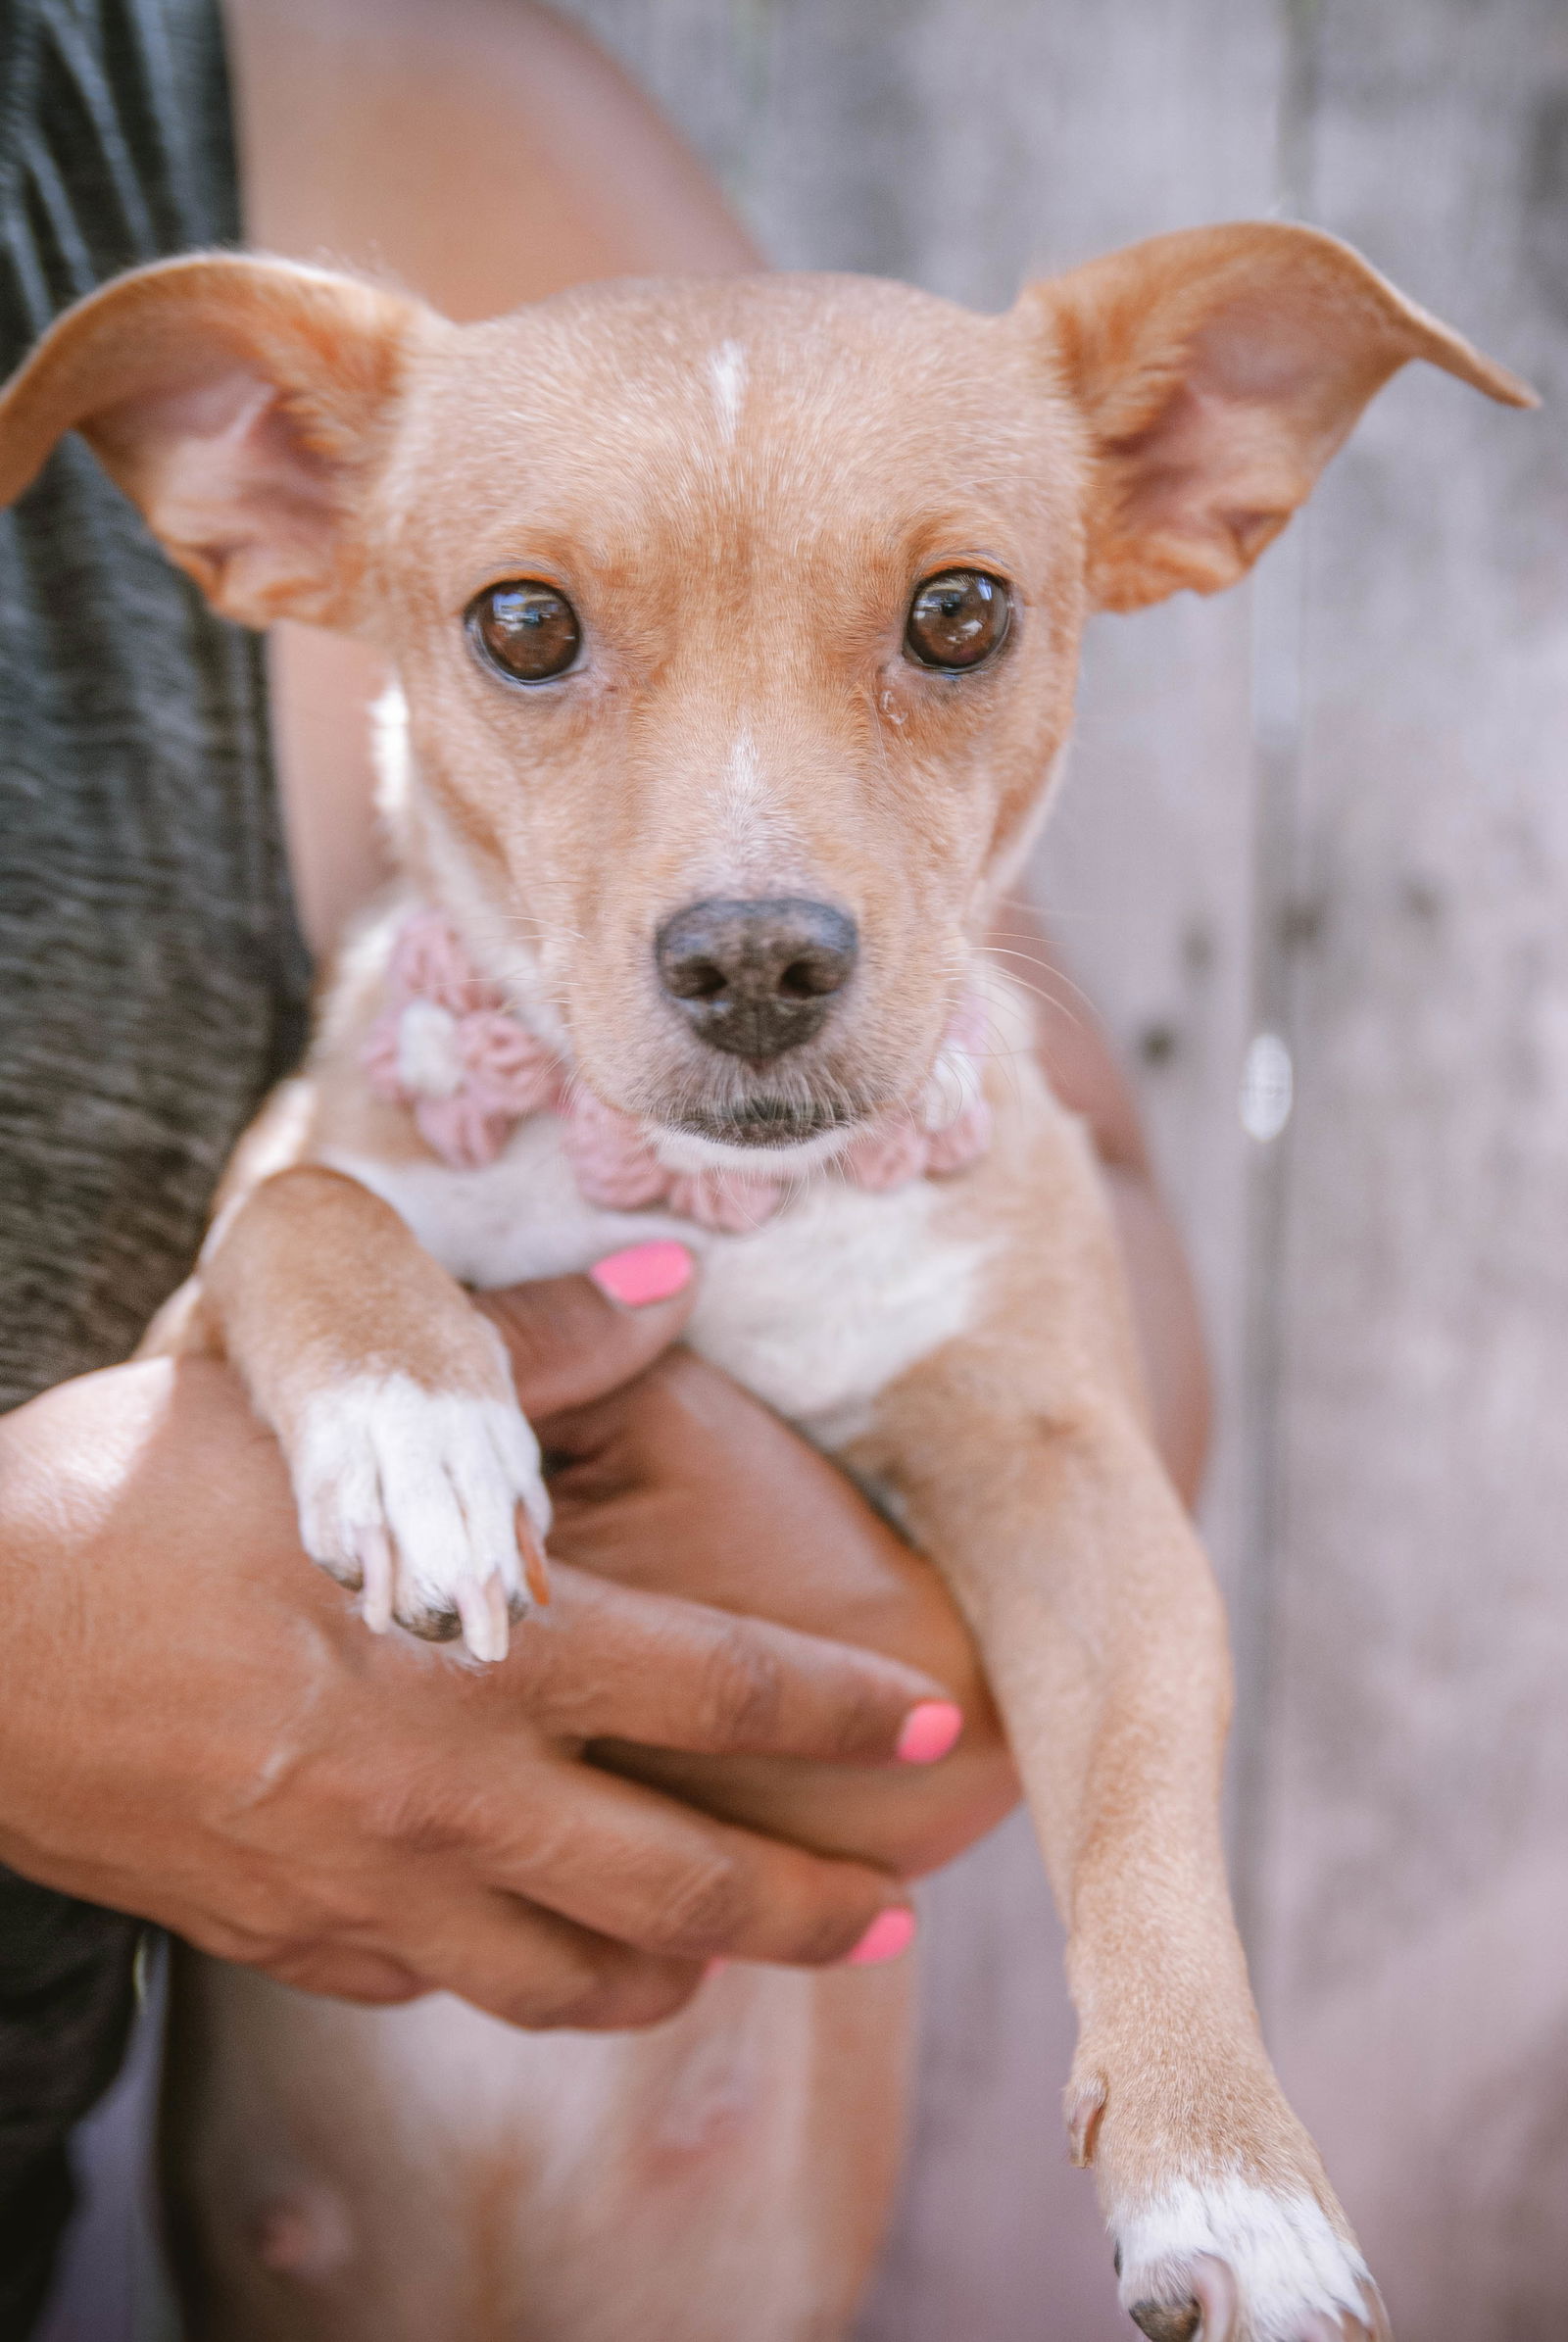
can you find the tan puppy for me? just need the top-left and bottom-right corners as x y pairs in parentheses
(0, 227), (1530, 2340)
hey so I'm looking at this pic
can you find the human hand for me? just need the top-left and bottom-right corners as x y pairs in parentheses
(489, 1304), (1018, 1880)
(0, 1272), (957, 2031)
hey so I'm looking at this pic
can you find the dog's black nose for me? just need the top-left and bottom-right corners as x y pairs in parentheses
(656, 897), (858, 1060)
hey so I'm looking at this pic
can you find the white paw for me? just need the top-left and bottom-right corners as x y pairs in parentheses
(292, 1373), (551, 1663)
(1114, 2177), (1388, 2342)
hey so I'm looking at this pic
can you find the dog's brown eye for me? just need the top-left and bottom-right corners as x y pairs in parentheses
(467, 581), (581, 683)
(905, 569), (1011, 671)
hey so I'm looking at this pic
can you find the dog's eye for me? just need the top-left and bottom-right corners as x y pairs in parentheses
(466, 581), (581, 683)
(905, 570), (1011, 671)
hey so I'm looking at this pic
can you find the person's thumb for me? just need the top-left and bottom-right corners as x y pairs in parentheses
(474, 1243), (698, 1416)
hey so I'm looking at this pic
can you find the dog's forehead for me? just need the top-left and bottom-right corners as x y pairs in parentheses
(395, 271), (1076, 567)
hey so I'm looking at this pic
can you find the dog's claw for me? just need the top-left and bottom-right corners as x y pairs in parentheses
(357, 1525), (395, 1635)
(516, 1501), (551, 1607)
(1129, 2258), (1239, 2342)
(1189, 2256), (1240, 2341)
(1297, 2308), (1387, 2342)
(452, 1571), (512, 1664)
(1360, 2280), (1394, 2342)
(1129, 2308), (1201, 2342)
(1293, 2278), (1394, 2342)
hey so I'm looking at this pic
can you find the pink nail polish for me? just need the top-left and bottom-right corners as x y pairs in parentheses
(895, 1699), (963, 1765)
(846, 1906), (916, 1967)
(589, 1240), (693, 1308)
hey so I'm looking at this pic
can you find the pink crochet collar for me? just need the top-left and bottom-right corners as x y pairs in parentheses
(363, 908), (991, 1236)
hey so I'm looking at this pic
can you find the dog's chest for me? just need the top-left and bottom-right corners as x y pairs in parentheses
(324, 1116), (993, 1443)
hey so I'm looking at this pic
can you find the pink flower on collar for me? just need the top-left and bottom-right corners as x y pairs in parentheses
(360, 911), (561, 1170)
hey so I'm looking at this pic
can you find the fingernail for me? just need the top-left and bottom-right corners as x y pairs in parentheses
(703, 1957), (728, 1981)
(845, 1906), (916, 1967)
(895, 1699), (963, 1765)
(589, 1241), (693, 1308)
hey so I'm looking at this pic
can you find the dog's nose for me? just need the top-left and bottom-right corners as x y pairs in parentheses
(656, 897), (858, 1060)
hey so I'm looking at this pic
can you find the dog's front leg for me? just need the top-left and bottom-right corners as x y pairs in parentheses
(194, 1163), (549, 1660)
(858, 1358), (1386, 2342)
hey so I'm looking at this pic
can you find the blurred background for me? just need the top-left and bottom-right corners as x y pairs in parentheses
(40, 3), (1568, 2337)
(546, 8), (1568, 2335)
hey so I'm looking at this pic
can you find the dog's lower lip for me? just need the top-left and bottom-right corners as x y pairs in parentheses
(668, 1100), (855, 1147)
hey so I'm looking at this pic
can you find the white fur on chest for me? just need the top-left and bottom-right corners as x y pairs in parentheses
(323, 1116), (991, 1443)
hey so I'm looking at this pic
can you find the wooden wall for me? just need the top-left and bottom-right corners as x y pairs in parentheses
(553, 4), (1568, 2335)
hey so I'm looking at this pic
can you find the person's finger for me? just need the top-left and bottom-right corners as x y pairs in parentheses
(247, 1941), (426, 2007)
(262, 1886), (706, 2030)
(400, 1884), (706, 2030)
(466, 1748), (912, 1969)
(473, 1244), (697, 1416)
(494, 1561), (961, 1764)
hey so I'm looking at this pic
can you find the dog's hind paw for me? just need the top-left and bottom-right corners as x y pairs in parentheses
(292, 1372), (551, 1662)
(1114, 2179), (1390, 2342)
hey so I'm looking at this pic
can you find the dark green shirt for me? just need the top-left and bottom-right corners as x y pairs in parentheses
(0, 3), (305, 2326)
(0, 0), (308, 1418)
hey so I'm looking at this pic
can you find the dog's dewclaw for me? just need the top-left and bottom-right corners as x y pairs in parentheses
(517, 1505), (551, 1608)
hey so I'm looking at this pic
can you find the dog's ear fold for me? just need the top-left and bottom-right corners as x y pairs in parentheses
(1018, 221), (1536, 613)
(0, 252), (437, 629)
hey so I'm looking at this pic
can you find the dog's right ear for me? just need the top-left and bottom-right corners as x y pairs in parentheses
(0, 252), (437, 630)
(1018, 222), (1537, 613)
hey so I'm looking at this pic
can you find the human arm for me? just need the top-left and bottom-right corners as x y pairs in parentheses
(0, 1270), (973, 2031)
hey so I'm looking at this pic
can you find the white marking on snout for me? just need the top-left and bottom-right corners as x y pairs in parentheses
(1115, 2176), (1373, 2341)
(709, 339), (747, 443)
(724, 725), (762, 810)
(708, 723), (796, 875)
(291, 1374), (550, 1662)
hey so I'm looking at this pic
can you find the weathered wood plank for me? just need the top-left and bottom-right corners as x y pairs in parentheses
(1255, 4), (1568, 2333)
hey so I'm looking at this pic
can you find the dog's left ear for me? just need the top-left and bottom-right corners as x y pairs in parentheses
(1018, 221), (1537, 613)
(0, 251), (439, 630)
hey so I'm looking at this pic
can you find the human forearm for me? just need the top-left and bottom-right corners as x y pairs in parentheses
(0, 1288), (964, 2026)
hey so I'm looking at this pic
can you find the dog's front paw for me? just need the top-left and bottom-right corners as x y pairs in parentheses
(1110, 2175), (1389, 2342)
(1071, 2059), (1389, 2342)
(292, 1371), (550, 1662)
